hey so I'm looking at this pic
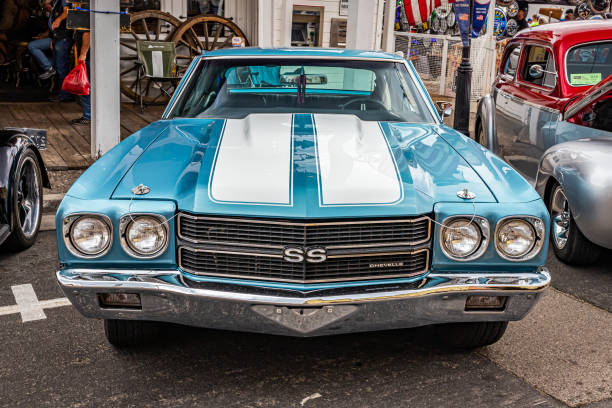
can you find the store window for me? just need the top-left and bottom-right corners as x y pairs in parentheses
(291, 6), (324, 47)
(131, 0), (161, 12)
(329, 18), (347, 48)
(188, 0), (224, 17)
(521, 46), (556, 88)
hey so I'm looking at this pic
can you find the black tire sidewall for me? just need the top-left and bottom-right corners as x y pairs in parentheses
(476, 121), (488, 148)
(7, 149), (43, 250)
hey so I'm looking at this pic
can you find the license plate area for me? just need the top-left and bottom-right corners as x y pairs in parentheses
(252, 304), (357, 333)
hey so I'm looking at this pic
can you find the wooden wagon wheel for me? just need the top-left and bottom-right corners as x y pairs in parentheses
(120, 10), (182, 104)
(171, 15), (249, 74)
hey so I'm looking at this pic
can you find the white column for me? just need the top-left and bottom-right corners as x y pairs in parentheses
(346, 0), (376, 50)
(257, 0), (274, 47)
(279, 0), (293, 47)
(90, 0), (120, 158)
(374, 0), (385, 50)
(381, 0), (396, 52)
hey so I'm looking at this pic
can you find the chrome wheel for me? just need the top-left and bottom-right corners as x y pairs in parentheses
(16, 157), (41, 239)
(550, 186), (570, 250)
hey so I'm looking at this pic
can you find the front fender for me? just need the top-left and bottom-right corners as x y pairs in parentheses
(536, 139), (612, 249)
(476, 94), (497, 153)
(0, 130), (51, 228)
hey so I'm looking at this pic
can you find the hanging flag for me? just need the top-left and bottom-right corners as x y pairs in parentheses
(471, 0), (491, 37)
(454, 0), (470, 46)
(403, 0), (456, 27)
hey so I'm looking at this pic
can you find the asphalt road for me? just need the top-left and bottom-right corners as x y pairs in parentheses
(0, 232), (610, 408)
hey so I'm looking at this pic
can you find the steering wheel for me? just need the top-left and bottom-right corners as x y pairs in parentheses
(340, 98), (387, 111)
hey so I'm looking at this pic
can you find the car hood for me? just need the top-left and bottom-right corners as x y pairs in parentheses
(109, 113), (531, 218)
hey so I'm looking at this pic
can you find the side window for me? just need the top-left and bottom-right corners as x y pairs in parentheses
(566, 41), (612, 87)
(521, 45), (556, 88)
(502, 45), (522, 78)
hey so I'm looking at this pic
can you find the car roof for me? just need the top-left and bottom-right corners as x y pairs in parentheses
(514, 20), (612, 47)
(201, 47), (404, 61)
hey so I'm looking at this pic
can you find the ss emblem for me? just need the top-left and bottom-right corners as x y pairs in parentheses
(283, 246), (327, 263)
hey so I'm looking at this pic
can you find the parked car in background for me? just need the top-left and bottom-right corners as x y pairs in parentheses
(475, 21), (612, 265)
(57, 48), (550, 349)
(0, 128), (49, 251)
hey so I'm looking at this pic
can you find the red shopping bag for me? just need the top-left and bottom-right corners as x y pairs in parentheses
(61, 61), (90, 95)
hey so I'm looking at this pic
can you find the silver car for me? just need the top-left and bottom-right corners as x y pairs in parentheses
(475, 22), (612, 265)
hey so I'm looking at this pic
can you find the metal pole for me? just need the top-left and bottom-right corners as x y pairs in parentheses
(453, 0), (474, 136)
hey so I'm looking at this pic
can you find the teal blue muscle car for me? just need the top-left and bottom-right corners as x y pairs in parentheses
(56, 48), (550, 348)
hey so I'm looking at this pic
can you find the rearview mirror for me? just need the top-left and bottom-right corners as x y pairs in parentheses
(280, 74), (328, 85)
(435, 101), (453, 118)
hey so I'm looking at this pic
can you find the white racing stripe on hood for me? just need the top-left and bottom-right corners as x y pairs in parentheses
(313, 114), (403, 206)
(209, 114), (294, 205)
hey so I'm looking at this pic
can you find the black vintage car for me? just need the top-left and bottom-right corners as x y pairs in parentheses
(0, 128), (50, 250)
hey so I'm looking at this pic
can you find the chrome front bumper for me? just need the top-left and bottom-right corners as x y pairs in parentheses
(57, 268), (550, 337)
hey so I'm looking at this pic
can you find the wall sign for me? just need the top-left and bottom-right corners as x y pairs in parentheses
(493, 7), (507, 39)
(339, 0), (349, 16)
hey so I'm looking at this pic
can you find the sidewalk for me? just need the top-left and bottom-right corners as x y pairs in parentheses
(0, 102), (164, 170)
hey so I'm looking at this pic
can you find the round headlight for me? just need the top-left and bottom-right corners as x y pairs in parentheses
(70, 216), (111, 255)
(496, 219), (536, 259)
(441, 219), (482, 258)
(124, 216), (167, 257)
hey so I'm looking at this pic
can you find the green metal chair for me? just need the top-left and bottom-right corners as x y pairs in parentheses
(135, 40), (181, 111)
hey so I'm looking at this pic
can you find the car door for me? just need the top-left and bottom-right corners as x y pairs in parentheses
(499, 43), (560, 183)
(494, 43), (523, 157)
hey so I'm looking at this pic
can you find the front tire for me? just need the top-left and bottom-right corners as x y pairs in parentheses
(476, 120), (488, 148)
(433, 321), (508, 349)
(3, 149), (43, 251)
(104, 319), (161, 347)
(548, 182), (602, 265)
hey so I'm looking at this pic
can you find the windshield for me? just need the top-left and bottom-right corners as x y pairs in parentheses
(566, 41), (612, 87)
(167, 58), (435, 123)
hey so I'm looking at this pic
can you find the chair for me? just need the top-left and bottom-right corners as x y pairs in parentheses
(135, 40), (181, 111)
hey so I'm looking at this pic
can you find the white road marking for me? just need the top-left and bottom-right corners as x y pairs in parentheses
(0, 284), (71, 322)
(11, 284), (46, 321)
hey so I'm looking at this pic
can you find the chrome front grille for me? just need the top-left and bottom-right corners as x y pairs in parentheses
(177, 213), (432, 283)
(179, 247), (430, 283)
(178, 214), (431, 248)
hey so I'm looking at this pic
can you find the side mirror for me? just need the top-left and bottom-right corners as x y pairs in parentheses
(529, 64), (544, 79)
(529, 64), (557, 80)
(435, 101), (453, 118)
